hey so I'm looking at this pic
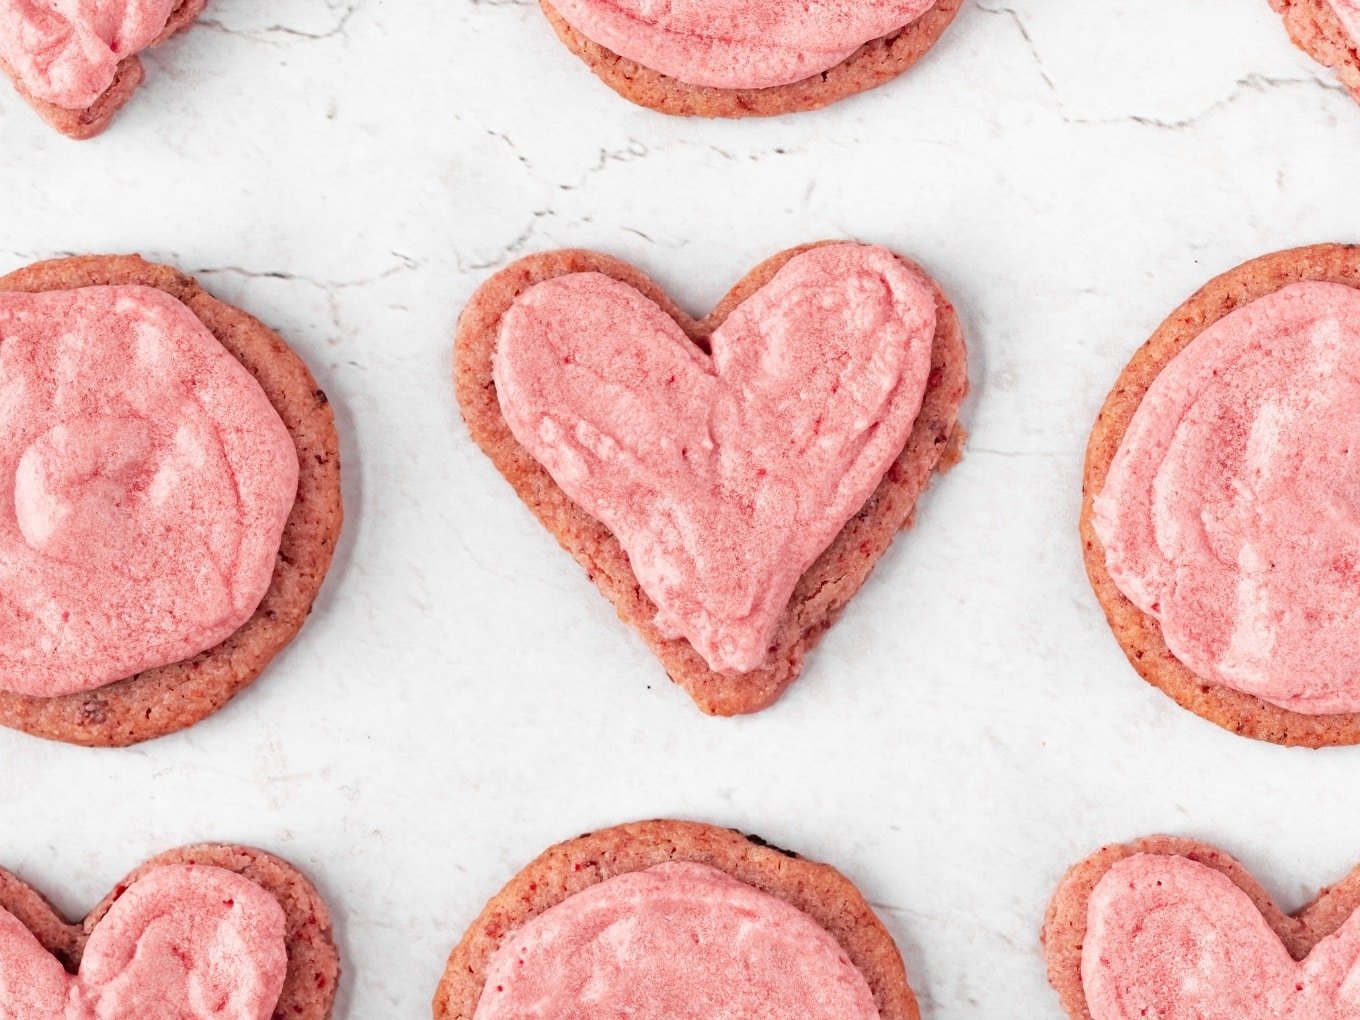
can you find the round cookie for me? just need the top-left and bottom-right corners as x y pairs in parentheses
(0, 0), (208, 139)
(0, 843), (339, 1019)
(1081, 243), (1360, 747)
(434, 819), (918, 1020)
(1269, 0), (1360, 103)
(456, 243), (968, 716)
(0, 255), (342, 747)
(1043, 836), (1360, 1020)
(539, 0), (964, 118)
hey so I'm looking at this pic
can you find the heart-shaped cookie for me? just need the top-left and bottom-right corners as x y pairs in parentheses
(456, 243), (967, 715)
(1044, 837), (1360, 1020)
(0, 844), (338, 1019)
(0, 0), (207, 138)
(538, 0), (963, 117)
(1269, 0), (1360, 104)
(0, 255), (343, 748)
(434, 820), (918, 1020)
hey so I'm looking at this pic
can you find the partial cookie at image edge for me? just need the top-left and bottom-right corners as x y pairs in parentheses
(1081, 243), (1360, 748)
(0, 254), (343, 747)
(538, 0), (963, 118)
(1270, 0), (1360, 101)
(433, 819), (918, 1020)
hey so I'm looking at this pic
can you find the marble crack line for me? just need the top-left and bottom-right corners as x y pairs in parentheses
(198, 0), (363, 45)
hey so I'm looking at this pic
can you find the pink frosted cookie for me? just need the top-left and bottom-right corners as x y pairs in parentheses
(1082, 244), (1360, 746)
(1044, 836), (1360, 1020)
(1269, 0), (1360, 102)
(0, 844), (338, 1019)
(538, 0), (964, 117)
(455, 243), (968, 715)
(0, 255), (342, 747)
(434, 820), (918, 1020)
(0, 0), (208, 138)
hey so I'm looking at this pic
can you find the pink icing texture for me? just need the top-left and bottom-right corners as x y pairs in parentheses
(1083, 855), (1360, 1019)
(1328, 0), (1360, 42)
(0, 864), (287, 1019)
(0, 0), (178, 109)
(494, 243), (936, 675)
(1094, 282), (1360, 714)
(0, 285), (298, 698)
(474, 861), (880, 1019)
(549, 0), (936, 89)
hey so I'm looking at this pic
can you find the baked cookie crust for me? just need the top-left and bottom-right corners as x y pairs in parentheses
(0, 255), (343, 747)
(539, 0), (964, 117)
(434, 819), (918, 1020)
(1043, 835), (1360, 1020)
(1081, 243), (1360, 747)
(456, 243), (967, 716)
(1270, 0), (1360, 102)
(0, 0), (208, 139)
(0, 843), (339, 1019)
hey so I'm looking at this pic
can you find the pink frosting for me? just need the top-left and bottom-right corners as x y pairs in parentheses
(1083, 855), (1360, 1019)
(0, 864), (287, 1019)
(1328, 0), (1360, 42)
(549, 0), (936, 89)
(494, 244), (936, 675)
(1094, 282), (1360, 714)
(0, 285), (298, 698)
(474, 861), (880, 1018)
(0, 0), (178, 109)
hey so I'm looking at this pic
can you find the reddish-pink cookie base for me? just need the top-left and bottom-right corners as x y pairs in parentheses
(0, 844), (338, 1020)
(1043, 836), (1360, 1020)
(455, 244), (967, 716)
(1081, 244), (1360, 747)
(0, 0), (206, 139)
(433, 820), (918, 1020)
(0, 255), (342, 747)
(539, 0), (963, 117)
(1269, 0), (1360, 102)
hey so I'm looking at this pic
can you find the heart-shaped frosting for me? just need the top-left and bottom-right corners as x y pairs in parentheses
(0, 0), (178, 109)
(1094, 281), (1360, 714)
(1082, 854), (1360, 1019)
(0, 864), (287, 1019)
(474, 861), (880, 1019)
(548, 0), (937, 89)
(493, 243), (936, 675)
(0, 284), (299, 699)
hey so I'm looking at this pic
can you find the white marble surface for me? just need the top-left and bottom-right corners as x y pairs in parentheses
(1, 1), (1359, 1016)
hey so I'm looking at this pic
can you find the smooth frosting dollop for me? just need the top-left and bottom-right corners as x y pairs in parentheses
(0, 285), (298, 698)
(1094, 282), (1360, 714)
(0, 0), (178, 109)
(549, 0), (936, 89)
(474, 861), (880, 1019)
(1083, 854), (1360, 1019)
(1328, 0), (1360, 42)
(494, 243), (935, 675)
(0, 864), (288, 1019)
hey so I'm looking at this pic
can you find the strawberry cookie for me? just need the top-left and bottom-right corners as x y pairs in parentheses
(1044, 836), (1360, 1020)
(0, 255), (342, 747)
(0, 844), (338, 1019)
(434, 820), (918, 1020)
(539, 0), (964, 117)
(1083, 244), (1360, 746)
(1270, 1), (1360, 102)
(0, 0), (208, 138)
(456, 242), (968, 715)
